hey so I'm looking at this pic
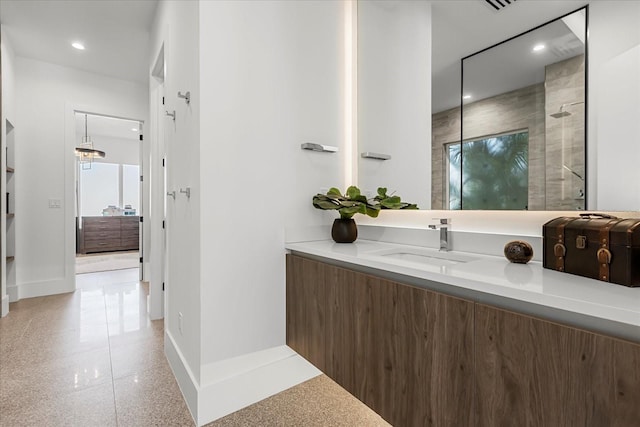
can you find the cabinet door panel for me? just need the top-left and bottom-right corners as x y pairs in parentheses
(613, 340), (640, 426)
(325, 264), (358, 391)
(285, 255), (326, 372)
(292, 255), (474, 427)
(475, 304), (625, 427)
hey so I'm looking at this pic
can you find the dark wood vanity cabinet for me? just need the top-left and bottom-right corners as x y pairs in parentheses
(475, 304), (640, 427)
(286, 254), (640, 427)
(286, 254), (475, 426)
(80, 216), (139, 254)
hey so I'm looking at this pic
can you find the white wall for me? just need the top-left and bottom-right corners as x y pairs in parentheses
(1, 27), (17, 315)
(13, 57), (147, 300)
(199, 0), (346, 365)
(151, 2), (347, 422)
(194, 0), (348, 423)
(358, 0), (432, 209)
(149, 0), (202, 405)
(588, 1), (640, 211)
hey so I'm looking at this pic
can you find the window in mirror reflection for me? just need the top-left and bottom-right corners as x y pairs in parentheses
(447, 130), (529, 210)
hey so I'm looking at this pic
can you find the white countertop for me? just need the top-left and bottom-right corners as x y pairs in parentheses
(285, 240), (640, 342)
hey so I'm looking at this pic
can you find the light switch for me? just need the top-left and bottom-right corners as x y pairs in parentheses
(48, 199), (62, 208)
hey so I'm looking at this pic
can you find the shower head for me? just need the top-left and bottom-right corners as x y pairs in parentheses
(550, 101), (584, 119)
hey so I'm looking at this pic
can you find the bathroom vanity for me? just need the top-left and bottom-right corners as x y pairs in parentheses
(285, 240), (640, 427)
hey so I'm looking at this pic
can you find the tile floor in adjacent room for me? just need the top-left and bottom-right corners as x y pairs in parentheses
(0, 268), (192, 426)
(0, 268), (389, 427)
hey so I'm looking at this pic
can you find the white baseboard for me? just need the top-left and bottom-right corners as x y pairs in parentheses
(197, 346), (321, 426)
(164, 330), (199, 424)
(200, 345), (297, 384)
(8, 278), (74, 302)
(164, 335), (322, 427)
(1, 294), (9, 317)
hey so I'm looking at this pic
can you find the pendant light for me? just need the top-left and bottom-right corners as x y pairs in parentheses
(75, 114), (105, 170)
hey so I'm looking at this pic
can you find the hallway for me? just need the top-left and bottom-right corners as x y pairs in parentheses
(0, 269), (192, 426)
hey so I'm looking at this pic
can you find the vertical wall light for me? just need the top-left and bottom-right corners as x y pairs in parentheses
(344, 0), (358, 189)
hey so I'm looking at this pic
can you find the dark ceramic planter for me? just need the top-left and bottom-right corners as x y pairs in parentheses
(331, 218), (358, 243)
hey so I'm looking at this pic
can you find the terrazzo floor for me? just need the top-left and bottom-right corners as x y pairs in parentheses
(0, 268), (389, 426)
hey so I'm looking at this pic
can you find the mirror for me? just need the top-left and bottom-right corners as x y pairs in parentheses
(358, 1), (612, 211)
(436, 8), (586, 210)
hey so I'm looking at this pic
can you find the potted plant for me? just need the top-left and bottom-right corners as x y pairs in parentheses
(313, 186), (418, 243)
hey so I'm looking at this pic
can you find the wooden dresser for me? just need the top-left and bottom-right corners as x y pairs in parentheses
(79, 216), (139, 254)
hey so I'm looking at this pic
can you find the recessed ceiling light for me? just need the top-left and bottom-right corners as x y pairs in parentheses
(72, 42), (85, 50)
(463, 94), (472, 100)
(131, 128), (138, 132)
(532, 44), (545, 52)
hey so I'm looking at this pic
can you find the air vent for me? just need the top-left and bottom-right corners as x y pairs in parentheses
(484, 0), (517, 11)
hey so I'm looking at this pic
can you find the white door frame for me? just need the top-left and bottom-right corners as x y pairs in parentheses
(65, 105), (145, 292)
(148, 44), (166, 320)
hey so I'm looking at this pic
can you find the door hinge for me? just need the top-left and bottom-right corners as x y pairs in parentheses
(162, 220), (165, 229)
(162, 96), (165, 105)
(139, 134), (143, 141)
(162, 282), (165, 291)
(139, 256), (143, 263)
(140, 216), (143, 223)
(140, 175), (143, 182)
(162, 158), (165, 167)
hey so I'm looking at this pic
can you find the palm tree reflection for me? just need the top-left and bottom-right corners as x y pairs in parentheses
(448, 131), (528, 210)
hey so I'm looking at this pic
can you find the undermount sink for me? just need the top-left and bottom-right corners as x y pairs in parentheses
(367, 247), (478, 267)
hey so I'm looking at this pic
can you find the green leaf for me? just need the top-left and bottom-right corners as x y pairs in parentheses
(313, 199), (340, 210)
(352, 194), (368, 203)
(365, 205), (381, 218)
(327, 187), (342, 196)
(377, 187), (387, 198)
(340, 206), (361, 217)
(346, 186), (361, 199)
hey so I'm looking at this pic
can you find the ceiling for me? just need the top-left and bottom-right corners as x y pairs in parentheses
(0, 0), (158, 84)
(431, 0), (589, 113)
(75, 113), (141, 142)
(1, 0), (590, 111)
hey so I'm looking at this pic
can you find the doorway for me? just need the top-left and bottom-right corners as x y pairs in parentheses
(74, 112), (144, 277)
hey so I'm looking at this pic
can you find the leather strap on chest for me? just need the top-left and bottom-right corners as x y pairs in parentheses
(553, 220), (572, 272)
(597, 220), (617, 281)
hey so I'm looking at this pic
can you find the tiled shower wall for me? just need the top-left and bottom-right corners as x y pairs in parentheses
(431, 55), (585, 211)
(545, 55), (586, 210)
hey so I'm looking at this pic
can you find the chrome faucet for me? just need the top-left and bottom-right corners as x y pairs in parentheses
(428, 218), (450, 251)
